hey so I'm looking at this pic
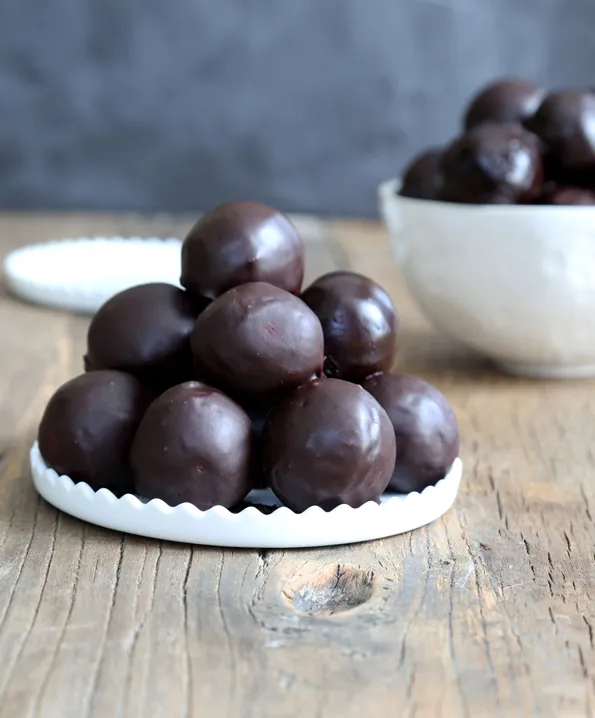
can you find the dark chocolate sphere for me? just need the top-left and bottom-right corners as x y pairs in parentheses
(301, 271), (398, 382)
(263, 378), (396, 511)
(190, 282), (324, 398)
(540, 185), (595, 205)
(361, 373), (459, 494)
(524, 90), (595, 182)
(464, 78), (544, 130)
(130, 382), (252, 509)
(181, 201), (305, 300)
(400, 149), (443, 200)
(38, 371), (151, 495)
(440, 123), (544, 204)
(85, 283), (207, 389)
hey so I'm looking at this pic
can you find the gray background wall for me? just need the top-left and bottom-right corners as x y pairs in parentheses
(1, 0), (595, 217)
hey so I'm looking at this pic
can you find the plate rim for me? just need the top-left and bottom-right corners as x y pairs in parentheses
(30, 442), (462, 548)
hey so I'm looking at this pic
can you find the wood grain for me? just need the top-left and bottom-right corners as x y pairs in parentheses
(1, 215), (594, 717)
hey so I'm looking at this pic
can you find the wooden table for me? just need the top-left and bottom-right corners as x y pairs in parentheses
(1, 213), (594, 718)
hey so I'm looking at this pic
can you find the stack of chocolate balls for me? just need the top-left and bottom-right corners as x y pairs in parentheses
(38, 201), (459, 513)
(400, 78), (595, 205)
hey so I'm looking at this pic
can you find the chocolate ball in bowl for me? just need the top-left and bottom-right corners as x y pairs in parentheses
(361, 373), (459, 494)
(440, 123), (544, 204)
(400, 148), (443, 200)
(190, 282), (324, 399)
(85, 283), (207, 390)
(263, 378), (396, 512)
(181, 201), (305, 299)
(130, 382), (252, 509)
(38, 370), (151, 495)
(301, 271), (398, 382)
(524, 90), (595, 183)
(464, 78), (544, 130)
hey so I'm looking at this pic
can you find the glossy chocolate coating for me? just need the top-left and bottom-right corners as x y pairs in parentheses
(130, 382), (252, 509)
(464, 79), (544, 130)
(400, 148), (443, 200)
(190, 282), (324, 398)
(525, 90), (595, 182)
(181, 201), (305, 300)
(38, 371), (151, 495)
(86, 283), (207, 389)
(362, 373), (459, 494)
(540, 185), (595, 205)
(440, 123), (544, 204)
(263, 378), (396, 511)
(301, 271), (398, 382)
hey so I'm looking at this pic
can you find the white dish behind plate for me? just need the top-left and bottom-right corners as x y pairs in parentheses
(4, 237), (182, 314)
(30, 443), (462, 549)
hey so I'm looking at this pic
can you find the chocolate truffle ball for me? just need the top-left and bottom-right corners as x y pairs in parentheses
(85, 283), (207, 389)
(130, 382), (252, 509)
(361, 373), (459, 494)
(400, 148), (443, 200)
(190, 282), (324, 398)
(301, 271), (398, 382)
(440, 123), (544, 204)
(263, 378), (396, 511)
(464, 78), (544, 130)
(38, 371), (151, 495)
(524, 90), (595, 183)
(540, 185), (595, 205)
(181, 201), (305, 299)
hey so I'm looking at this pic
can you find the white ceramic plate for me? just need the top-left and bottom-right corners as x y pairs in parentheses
(4, 237), (182, 314)
(30, 442), (462, 548)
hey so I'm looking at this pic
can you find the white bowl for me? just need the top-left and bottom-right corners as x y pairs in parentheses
(379, 178), (595, 379)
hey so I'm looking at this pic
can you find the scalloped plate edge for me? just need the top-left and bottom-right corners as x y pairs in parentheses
(30, 442), (462, 548)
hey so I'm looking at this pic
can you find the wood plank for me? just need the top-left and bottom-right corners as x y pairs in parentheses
(0, 215), (593, 717)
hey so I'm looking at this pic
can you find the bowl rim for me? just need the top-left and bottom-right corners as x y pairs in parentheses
(378, 177), (595, 215)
